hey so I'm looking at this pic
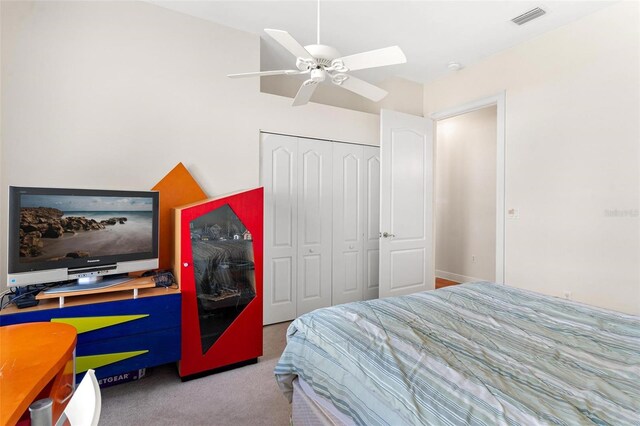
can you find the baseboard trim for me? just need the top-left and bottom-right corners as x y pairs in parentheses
(436, 270), (484, 284)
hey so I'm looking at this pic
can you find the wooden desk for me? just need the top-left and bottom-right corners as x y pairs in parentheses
(0, 322), (76, 426)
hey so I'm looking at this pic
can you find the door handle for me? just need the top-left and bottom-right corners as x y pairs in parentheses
(381, 232), (395, 238)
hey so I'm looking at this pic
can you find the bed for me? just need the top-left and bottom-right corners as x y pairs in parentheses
(275, 282), (640, 425)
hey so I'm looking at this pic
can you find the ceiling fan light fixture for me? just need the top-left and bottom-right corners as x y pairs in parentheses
(310, 68), (326, 83)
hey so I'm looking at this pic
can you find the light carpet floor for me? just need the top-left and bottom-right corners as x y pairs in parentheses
(100, 322), (292, 425)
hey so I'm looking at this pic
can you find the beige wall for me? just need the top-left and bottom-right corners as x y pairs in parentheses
(425, 2), (640, 314)
(436, 106), (496, 283)
(0, 0), (381, 289)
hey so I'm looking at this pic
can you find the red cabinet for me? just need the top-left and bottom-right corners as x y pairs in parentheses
(174, 188), (263, 378)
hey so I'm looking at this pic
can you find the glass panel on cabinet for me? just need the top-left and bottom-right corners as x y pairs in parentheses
(189, 204), (256, 354)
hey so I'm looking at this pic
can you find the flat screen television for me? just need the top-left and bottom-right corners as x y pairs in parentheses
(7, 186), (159, 292)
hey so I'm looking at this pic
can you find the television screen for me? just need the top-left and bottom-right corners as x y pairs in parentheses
(19, 194), (155, 262)
(8, 187), (159, 277)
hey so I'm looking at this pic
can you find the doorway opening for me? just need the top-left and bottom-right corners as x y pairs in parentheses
(431, 93), (506, 288)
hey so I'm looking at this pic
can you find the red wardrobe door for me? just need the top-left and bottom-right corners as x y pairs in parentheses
(179, 188), (263, 377)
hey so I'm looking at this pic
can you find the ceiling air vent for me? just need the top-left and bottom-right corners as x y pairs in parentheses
(511, 7), (546, 25)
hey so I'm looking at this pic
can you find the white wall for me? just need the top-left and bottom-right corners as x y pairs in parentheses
(0, 0), (381, 289)
(436, 106), (496, 283)
(425, 2), (640, 314)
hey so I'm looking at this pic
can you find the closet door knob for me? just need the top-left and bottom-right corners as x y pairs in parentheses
(382, 232), (395, 238)
(308, 249), (314, 253)
(349, 245), (354, 249)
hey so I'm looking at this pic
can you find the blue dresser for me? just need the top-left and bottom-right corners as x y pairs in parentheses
(0, 290), (181, 383)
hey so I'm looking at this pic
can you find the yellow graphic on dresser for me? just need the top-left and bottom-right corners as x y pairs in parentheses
(76, 351), (149, 373)
(51, 314), (149, 333)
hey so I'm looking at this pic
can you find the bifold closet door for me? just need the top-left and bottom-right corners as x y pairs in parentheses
(261, 133), (298, 324)
(332, 143), (365, 305)
(296, 138), (333, 316)
(363, 146), (381, 300)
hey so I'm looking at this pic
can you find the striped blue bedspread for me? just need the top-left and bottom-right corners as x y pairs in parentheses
(275, 282), (640, 425)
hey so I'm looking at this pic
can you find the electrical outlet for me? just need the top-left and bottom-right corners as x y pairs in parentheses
(563, 291), (572, 300)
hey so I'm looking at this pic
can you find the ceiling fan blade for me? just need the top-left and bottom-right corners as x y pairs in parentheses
(227, 69), (302, 78)
(292, 81), (318, 107)
(265, 29), (314, 61)
(337, 76), (388, 102)
(334, 46), (406, 72)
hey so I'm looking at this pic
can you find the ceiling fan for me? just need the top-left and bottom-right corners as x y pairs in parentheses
(227, 1), (407, 107)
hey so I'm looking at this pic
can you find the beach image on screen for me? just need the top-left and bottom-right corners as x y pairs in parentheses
(19, 194), (154, 263)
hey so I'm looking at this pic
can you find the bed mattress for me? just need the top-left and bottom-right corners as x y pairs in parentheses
(275, 282), (640, 425)
(292, 377), (354, 426)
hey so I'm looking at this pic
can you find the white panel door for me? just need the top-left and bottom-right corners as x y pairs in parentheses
(379, 110), (434, 298)
(332, 143), (365, 305)
(296, 138), (333, 315)
(363, 146), (381, 300)
(261, 133), (298, 324)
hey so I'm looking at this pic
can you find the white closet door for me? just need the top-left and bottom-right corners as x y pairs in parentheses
(261, 133), (298, 324)
(332, 143), (365, 305)
(297, 138), (333, 315)
(363, 146), (381, 300)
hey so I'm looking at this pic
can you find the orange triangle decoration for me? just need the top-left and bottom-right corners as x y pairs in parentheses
(152, 163), (207, 270)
